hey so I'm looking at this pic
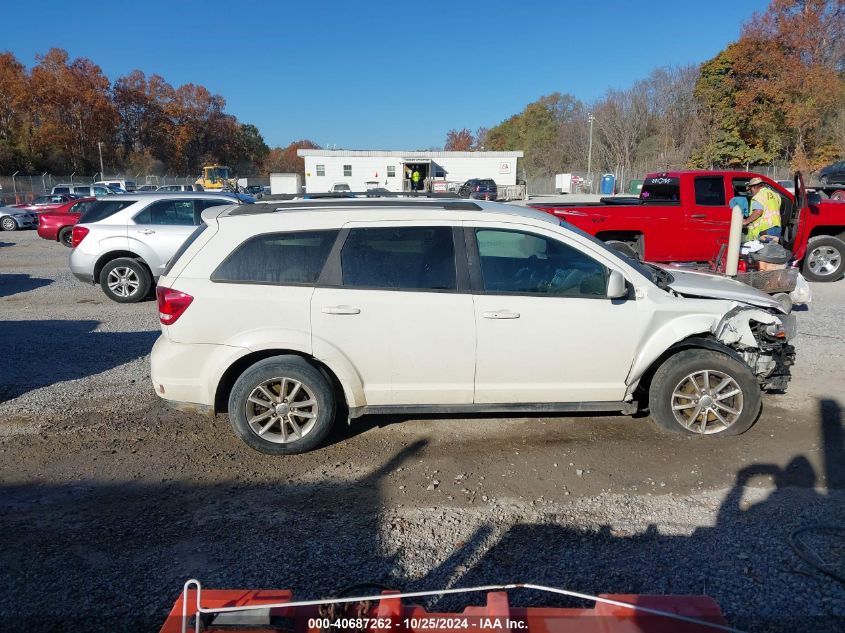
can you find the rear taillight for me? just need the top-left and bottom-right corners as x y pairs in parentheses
(156, 286), (194, 325)
(71, 226), (89, 247)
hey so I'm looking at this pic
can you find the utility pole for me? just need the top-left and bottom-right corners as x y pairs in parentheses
(587, 114), (595, 194)
(97, 142), (105, 180)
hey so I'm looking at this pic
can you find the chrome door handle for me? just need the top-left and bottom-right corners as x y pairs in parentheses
(690, 214), (706, 219)
(482, 310), (520, 319)
(322, 305), (361, 315)
(138, 229), (156, 234)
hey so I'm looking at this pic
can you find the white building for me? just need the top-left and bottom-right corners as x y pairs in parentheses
(297, 149), (523, 193)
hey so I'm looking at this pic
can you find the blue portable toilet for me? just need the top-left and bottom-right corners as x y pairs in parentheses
(600, 173), (616, 195)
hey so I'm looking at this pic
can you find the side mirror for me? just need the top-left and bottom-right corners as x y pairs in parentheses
(607, 269), (627, 299)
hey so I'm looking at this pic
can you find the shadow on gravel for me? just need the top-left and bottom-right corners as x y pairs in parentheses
(0, 241), (13, 248)
(0, 405), (843, 632)
(0, 320), (158, 402)
(0, 273), (52, 298)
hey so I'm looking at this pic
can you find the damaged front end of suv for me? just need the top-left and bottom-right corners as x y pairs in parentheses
(713, 306), (797, 391)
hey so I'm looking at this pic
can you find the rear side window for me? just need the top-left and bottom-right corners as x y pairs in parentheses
(212, 230), (339, 285)
(341, 226), (457, 291)
(640, 176), (680, 203)
(694, 177), (726, 206)
(73, 186), (90, 194)
(134, 200), (198, 225)
(53, 187), (70, 194)
(79, 200), (135, 223)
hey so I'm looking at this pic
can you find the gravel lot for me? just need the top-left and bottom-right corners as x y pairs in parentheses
(1, 229), (843, 632)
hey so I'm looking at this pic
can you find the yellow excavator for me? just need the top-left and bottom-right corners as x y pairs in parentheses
(196, 165), (238, 191)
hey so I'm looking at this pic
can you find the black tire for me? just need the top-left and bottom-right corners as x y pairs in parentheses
(801, 235), (845, 282)
(605, 239), (639, 260)
(99, 257), (152, 303)
(649, 349), (761, 437)
(58, 226), (74, 247)
(1, 216), (18, 231)
(228, 355), (337, 455)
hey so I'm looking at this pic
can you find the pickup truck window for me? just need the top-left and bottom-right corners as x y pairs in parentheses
(694, 176), (726, 206)
(640, 176), (680, 204)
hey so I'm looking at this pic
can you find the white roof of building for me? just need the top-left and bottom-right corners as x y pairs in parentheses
(298, 149), (523, 158)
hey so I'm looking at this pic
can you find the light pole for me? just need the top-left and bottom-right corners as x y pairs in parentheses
(97, 142), (105, 180)
(587, 114), (595, 194)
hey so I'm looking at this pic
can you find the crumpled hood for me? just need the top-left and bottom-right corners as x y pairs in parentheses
(662, 267), (785, 312)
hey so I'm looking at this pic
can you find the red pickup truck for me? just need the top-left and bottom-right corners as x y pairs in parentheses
(530, 171), (845, 282)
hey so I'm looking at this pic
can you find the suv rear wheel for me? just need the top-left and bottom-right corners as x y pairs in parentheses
(649, 349), (761, 436)
(228, 356), (336, 455)
(100, 258), (151, 303)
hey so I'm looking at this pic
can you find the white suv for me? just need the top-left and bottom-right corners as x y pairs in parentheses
(150, 199), (796, 454)
(69, 192), (248, 302)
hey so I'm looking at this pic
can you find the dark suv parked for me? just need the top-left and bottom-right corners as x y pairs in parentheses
(819, 161), (845, 185)
(458, 178), (498, 200)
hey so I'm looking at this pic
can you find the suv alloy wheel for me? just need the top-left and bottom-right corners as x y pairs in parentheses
(649, 349), (761, 436)
(228, 356), (337, 455)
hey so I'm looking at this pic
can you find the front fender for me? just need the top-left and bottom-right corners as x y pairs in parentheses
(626, 312), (722, 390)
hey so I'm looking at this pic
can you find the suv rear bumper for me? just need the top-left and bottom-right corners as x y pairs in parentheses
(151, 335), (249, 411)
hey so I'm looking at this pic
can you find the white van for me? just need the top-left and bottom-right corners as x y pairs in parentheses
(95, 179), (137, 192)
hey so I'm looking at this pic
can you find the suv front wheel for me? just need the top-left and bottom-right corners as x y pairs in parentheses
(228, 356), (337, 455)
(649, 349), (761, 436)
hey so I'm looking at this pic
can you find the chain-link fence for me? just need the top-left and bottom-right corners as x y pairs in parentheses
(0, 173), (270, 205)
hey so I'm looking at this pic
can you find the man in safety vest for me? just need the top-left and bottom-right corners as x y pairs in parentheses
(744, 177), (782, 242)
(411, 168), (421, 191)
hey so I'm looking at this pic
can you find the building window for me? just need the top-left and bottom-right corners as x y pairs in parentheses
(343, 164), (352, 177)
(387, 165), (396, 178)
(316, 164), (325, 177)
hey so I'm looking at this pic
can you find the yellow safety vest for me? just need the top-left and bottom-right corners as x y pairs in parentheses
(746, 188), (781, 241)
(412, 171), (420, 183)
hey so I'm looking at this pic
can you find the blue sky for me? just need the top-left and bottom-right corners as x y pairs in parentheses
(4, 0), (770, 149)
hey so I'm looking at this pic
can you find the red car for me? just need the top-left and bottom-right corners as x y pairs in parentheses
(37, 197), (97, 247)
(11, 193), (78, 213)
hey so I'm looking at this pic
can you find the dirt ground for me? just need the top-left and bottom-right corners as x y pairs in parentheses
(1, 229), (843, 631)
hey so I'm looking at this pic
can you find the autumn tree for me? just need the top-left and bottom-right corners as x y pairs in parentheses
(444, 128), (474, 151)
(28, 48), (118, 173)
(264, 140), (320, 175)
(0, 52), (27, 171)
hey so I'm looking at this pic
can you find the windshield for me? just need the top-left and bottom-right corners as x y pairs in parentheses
(557, 220), (659, 285)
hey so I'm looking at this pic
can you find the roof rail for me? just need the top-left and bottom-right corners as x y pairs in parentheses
(226, 198), (484, 216)
(260, 191), (461, 201)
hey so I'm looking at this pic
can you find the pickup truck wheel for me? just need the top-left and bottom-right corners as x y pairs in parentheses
(228, 356), (336, 455)
(649, 349), (761, 436)
(802, 235), (844, 282)
(58, 226), (74, 247)
(99, 258), (151, 303)
(605, 239), (639, 260)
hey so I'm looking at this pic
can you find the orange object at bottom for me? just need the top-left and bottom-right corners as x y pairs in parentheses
(160, 587), (729, 633)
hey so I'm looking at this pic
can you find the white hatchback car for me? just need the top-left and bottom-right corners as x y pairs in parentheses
(151, 199), (796, 454)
